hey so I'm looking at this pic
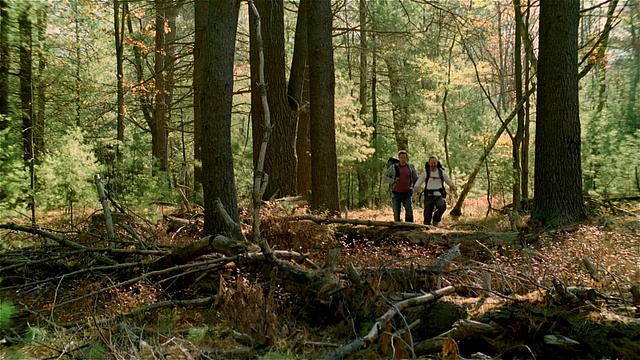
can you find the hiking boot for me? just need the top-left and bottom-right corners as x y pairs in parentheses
(433, 222), (440, 227)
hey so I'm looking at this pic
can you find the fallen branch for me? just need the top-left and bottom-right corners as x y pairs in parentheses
(582, 257), (602, 283)
(95, 174), (116, 247)
(324, 286), (455, 360)
(148, 234), (250, 271)
(0, 223), (116, 265)
(281, 214), (430, 229)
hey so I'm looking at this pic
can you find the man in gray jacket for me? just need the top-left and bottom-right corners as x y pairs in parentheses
(385, 150), (419, 222)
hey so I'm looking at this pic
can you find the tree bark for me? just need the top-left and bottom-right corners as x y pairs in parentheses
(384, 57), (409, 152)
(533, 0), (587, 227)
(201, 0), (240, 236)
(34, 6), (46, 157)
(289, 0), (311, 196)
(356, 0), (370, 207)
(153, 0), (169, 172)
(19, 6), (33, 163)
(114, 0), (125, 151)
(512, 0), (525, 211)
(193, 0), (207, 190)
(308, 0), (340, 214)
(250, 0), (298, 200)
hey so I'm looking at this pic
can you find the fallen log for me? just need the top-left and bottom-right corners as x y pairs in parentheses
(0, 223), (116, 265)
(414, 319), (502, 354)
(324, 286), (455, 360)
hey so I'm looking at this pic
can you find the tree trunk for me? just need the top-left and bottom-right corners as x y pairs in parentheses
(34, 6), (46, 157)
(533, 0), (587, 227)
(125, 3), (153, 127)
(250, 0), (297, 200)
(19, 6), (33, 163)
(357, 0), (370, 207)
(385, 57), (409, 152)
(308, 0), (340, 214)
(193, 0), (207, 191)
(165, 1), (176, 153)
(288, 0), (311, 196)
(114, 0), (125, 151)
(521, 0), (532, 203)
(153, 0), (169, 172)
(512, 0), (525, 211)
(0, 0), (10, 127)
(201, 0), (240, 236)
(296, 69), (312, 196)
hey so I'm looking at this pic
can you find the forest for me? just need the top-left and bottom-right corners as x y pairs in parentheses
(0, 0), (639, 359)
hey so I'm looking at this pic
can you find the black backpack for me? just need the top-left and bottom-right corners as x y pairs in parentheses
(387, 157), (400, 177)
(424, 160), (447, 198)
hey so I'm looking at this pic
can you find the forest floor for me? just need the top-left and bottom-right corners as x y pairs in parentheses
(0, 198), (639, 359)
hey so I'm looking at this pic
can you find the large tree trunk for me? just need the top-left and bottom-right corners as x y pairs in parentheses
(0, 0), (9, 127)
(249, 0), (298, 200)
(288, 0), (311, 196)
(308, 0), (340, 214)
(19, 6), (33, 163)
(201, 0), (240, 236)
(533, 0), (587, 227)
(193, 0), (207, 191)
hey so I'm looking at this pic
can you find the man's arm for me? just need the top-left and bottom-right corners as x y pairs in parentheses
(443, 171), (457, 191)
(413, 172), (427, 194)
(383, 165), (396, 184)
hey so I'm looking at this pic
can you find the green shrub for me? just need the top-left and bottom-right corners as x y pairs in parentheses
(36, 129), (103, 211)
(0, 298), (16, 328)
(0, 127), (29, 219)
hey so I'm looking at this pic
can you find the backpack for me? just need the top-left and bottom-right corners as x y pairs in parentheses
(424, 160), (447, 198)
(387, 157), (400, 178)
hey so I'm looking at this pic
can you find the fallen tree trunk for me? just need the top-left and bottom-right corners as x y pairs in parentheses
(414, 319), (502, 354)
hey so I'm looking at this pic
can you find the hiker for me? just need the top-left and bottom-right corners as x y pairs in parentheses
(413, 156), (457, 227)
(384, 150), (419, 222)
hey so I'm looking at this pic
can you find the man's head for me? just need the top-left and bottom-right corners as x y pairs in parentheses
(428, 156), (439, 170)
(398, 150), (408, 165)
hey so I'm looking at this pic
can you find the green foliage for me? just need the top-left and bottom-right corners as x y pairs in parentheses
(0, 348), (24, 360)
(24, 325), (47, 342)
(106, 133), (176, 210)
(75, 342), (108, 359)
(36, 129), (103, 211)
(0, 298), (16, 328)
(0, 126), (29, 219)
(186, 326), (208, 344)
